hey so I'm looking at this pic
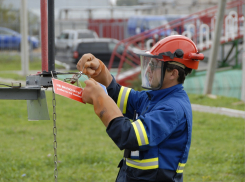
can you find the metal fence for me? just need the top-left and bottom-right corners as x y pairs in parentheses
(55, 19), (128, 40)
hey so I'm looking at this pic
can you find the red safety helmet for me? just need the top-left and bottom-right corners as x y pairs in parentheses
(149, 35), (204, 69)
(134, 35), (204, 90)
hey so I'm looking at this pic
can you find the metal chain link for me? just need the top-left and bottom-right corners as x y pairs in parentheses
(52, 87), (58, 181)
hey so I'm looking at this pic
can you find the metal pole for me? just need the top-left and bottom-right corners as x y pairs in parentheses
(203, 0), (226, 95)
(48, 0), (55, 72)
(41, 0), (48, 72)
(20, 0), (29, 76)
(241, 4), (245, 102)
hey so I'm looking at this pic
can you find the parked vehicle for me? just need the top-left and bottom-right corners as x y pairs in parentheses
(0, 27), (39, 50)
(55, 29), (99, 53)
(72, 38), (139, 68)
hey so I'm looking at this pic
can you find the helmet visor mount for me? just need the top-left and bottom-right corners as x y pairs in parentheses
(140, 55), (164, 90)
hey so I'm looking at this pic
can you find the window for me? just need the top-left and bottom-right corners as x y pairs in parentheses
(0, 29), (14, 35)
(78, 42), (108, 53)
(70, 33), (74, 40)
(142, 20), (148, 31)
(108, 42), (116, 52)
(59, 33), (69, 39)
(108, 42), (125, 53)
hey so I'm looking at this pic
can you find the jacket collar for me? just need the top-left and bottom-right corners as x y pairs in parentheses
(146, 84), (183, 101)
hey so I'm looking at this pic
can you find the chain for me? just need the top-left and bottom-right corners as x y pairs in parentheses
(52, 86), (58, 181)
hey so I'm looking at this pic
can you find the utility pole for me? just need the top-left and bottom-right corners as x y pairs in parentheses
(20, 0), (29, 76)
(203, 0), (226, 95)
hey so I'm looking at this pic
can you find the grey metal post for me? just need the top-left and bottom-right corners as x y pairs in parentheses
(241, 5), (245, 102)
(29, 25), (33, 62)
(20, 0), (29, 76)
(203, 0), (226, 95)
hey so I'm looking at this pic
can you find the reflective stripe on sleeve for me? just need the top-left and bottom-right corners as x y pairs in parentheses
(126, 157), (158, 170)
(117, 86), (131, 114)
(176, 163), (186, 173)
(132, 119), (149, 146)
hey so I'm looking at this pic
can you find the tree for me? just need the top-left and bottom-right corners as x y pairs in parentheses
(0, 0), (17, 24)
(0, 0), (39, 35)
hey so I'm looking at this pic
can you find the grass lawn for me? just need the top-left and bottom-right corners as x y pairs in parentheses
(0, 92), (122, 182)
(0, 91), (244, 182)
(185, 111), (244, 182)
(0, 53), (244, 181)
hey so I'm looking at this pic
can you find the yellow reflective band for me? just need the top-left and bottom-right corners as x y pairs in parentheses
(176, 169), (183, 173)
(117, 86), (131, 114)
(176, 162), (186, 173)
(126, 158), (159, 170)
(117, 87), (124, 110)
(138, 119), (149, 145)
(132, 122), (142, 146)
(132, 119), (149, 146)
(123, 88), (131, 114)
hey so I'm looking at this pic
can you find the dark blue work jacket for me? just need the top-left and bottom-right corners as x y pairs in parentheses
(106, 77), (192, 182)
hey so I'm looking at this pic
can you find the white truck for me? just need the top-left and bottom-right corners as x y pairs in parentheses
(55, 29), (98, 54)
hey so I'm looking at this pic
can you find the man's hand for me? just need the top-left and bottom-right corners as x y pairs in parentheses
(82, 78), (123, 127)
(82, 78), (106, 105)
(76, 53), (101, 78)
(76, 53), (113, 87)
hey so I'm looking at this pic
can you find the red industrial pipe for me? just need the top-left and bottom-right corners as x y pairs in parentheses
(40, 0), (48, 72)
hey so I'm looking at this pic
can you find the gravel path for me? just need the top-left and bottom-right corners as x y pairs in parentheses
(191, 104), (245, 118)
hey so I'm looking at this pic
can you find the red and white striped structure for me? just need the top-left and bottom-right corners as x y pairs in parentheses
(109, 0), (245, 86)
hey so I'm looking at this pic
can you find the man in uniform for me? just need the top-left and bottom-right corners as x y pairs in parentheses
(76, 35), (204, 182)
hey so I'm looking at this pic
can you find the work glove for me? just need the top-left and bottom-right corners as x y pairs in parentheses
(76, 53), (112, 87)
(82, 78), (123, 127)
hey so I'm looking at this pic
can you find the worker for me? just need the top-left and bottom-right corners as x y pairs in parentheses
(76, 35), (204, 182)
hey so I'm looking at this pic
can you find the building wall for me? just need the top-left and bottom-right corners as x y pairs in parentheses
(138, 0), (234, 15)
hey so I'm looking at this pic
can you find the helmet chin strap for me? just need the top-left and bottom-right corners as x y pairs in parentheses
(159, 61), (168, 90)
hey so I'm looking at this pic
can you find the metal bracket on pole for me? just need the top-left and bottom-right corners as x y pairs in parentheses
(0, 86), (50, 120)
(26, 74), (54, 88)
(0, 86), (50, 121)
(27, 90), (50, 121)
(0, 72), (57, 120)
(0, 87), (41, 100)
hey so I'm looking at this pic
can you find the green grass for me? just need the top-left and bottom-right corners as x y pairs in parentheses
(0, 73), (27, 81)
(0, 91), (244, 182)
(0, 93), (122, 181)
(0, 53), (244, 181)
(185, 112), (245, 182)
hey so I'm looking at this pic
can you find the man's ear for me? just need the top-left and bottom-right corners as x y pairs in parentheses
(170, 69), (179, 79)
